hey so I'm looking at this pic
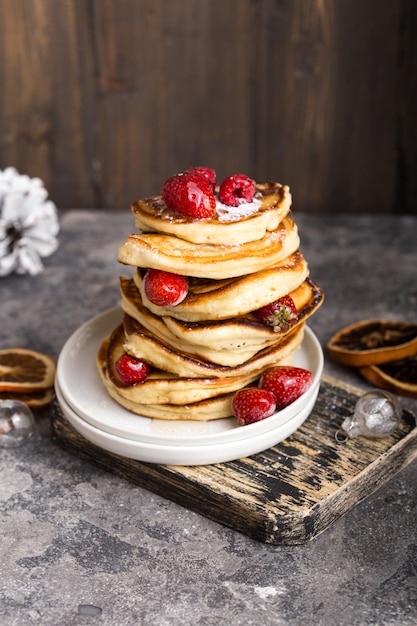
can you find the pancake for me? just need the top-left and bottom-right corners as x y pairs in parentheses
(97, 328), (296, 421)
(96, 172), (324, 422)
(100, 382), (236, 420)
(119, 275), (323, 366)
(120, 285), (279, 367)
(122, 313), (305, 379)
(120, 292), (278, 367)
(132, 251), (309, 322)
(131, 182), (292, 245)
(162, 279), (324, 347)
(99, 326), (262, 404)
(118, 216), (300, 279)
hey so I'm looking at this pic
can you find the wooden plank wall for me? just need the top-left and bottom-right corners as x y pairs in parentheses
(0, 0), (416, 213)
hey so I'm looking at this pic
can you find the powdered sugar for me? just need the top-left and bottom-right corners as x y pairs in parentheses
(215, 196), (262, 222)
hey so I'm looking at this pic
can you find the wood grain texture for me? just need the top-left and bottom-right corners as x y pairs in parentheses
(51, 377), (417, 544)
(0, 0), (98, 206)
(396, 0), (417, 214)
(0, 1), (416, 213)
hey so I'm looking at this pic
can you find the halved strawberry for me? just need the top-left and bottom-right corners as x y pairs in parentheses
(218, 174), (256, 206)
(161, 173), (216, 219)
(255, 295), (298, 332)
(116, 354), (151, 385)
(259, 366), (313, 410)
(232, 387), (276, 425)
(143, 269), (188, 307)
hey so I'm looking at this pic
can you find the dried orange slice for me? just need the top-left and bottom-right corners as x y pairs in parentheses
(360, 354), (417, 398)
(327, 319), (417, 367)
(0, 348), (56, 392)
(0, 387), (55, 408)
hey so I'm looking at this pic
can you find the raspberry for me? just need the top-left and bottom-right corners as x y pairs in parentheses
(183, 166), (217, 189)
(161, 173), (216, 219)
(218, 174), (256, 207)
(115, 354), (151, 385)
(143, 269), (188, 307)
(232, 387), (276, 425)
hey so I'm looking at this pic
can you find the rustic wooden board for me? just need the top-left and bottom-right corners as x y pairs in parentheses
(51, 377), (417, 545)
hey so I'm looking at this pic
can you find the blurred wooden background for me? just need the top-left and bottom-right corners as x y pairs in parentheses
(0, 0), (416, 213)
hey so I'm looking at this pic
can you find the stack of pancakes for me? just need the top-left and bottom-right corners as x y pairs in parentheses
(97, 181), (324, 421)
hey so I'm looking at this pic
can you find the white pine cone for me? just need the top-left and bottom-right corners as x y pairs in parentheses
(0, 167), (59, 276)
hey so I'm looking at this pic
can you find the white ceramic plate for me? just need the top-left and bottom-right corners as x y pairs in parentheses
(55, 379), (320, 465)
(56, 307), (323, 446)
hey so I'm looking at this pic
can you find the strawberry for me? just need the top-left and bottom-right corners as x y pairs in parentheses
(161, 173), (216, 219)
(218, 173), (256, 206)
(259, 366), (313, 410)
(143, 269), (188, 306)
(255, 295), (298, 332)
(116, 354), (151, 385)
(232, 387), (276, 426)
(183, 166), (217, 189)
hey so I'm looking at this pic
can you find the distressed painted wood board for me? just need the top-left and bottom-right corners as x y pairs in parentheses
(51, 377), (417, 544)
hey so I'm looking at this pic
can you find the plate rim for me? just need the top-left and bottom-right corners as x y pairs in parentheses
(55, 380), (320, 466)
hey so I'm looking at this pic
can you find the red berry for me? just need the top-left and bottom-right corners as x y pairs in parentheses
(259, 366), (313, 410)
(218, 174), (256, 207)
(183, 166), (217, 189)
(232, 387), (277, 426)
(116, 354), (151, 385)
(143, 269), (188, 306)
(255, 295), (298, 332)
(161, 173), (216, 219)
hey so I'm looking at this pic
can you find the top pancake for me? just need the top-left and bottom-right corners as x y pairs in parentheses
(131, 182), (292, 245)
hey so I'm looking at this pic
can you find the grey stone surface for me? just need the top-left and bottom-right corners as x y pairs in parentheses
(1, 210), (416, 626)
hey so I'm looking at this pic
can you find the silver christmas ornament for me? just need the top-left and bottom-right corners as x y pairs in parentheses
(0, 400), (35, 447)
(335, 389), (402, 442)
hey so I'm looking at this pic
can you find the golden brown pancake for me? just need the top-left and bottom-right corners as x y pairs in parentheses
(97, 326), (297, 420)
(162, 279), (324, 347)
(100, 381), (236, 420)
(119, 275), (324, 366)
(131, 250), (309, 322)
(99, 326), (262, 404)
(122, 313), (305, 379)
(118, 217), (300, 279)
(131, 182), (292, 245)
(96, 176), (324, 422)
